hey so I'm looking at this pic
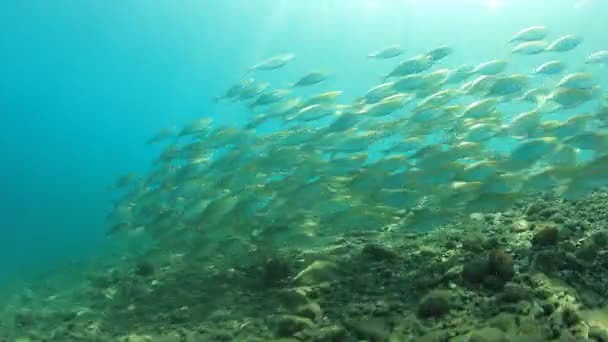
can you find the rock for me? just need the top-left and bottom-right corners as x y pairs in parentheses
(591, 230), (608, 248)
(462, 249), (514, 289)
(462, 234), (486, 253)
(487, 249), (515, 284)
(498, 283), (530, 303)
(293, 261), (339, 286)
(134, 261), (155, 277)
(312, 325), (347, 342)
(511, 219), (531, 233)
(563, 220), (579, 231)
(275, 315), (316, 337)
(262, 256), (292, 287)
(483, 237), (501, 250)
(532, 250), (564, 273)
(361, 243), (399, 262)
(346, 318), (391, 341)
(549, 212), (566, 224)
(588, 326), (608, 341)
(561, 306), (581, 327)
(468, 327), (507, 342)
(296, 302), (322, 321)
(532, 225), (560, 246)
(538, 207), (559, 219)
(279, 287), (311, 308)
(417, 290), (452, 318)
(14, 309), (36, 328)
(462, 257), (490, 285)
(488, 313), (518, 334)
(526, 201), (547, 217)
(575, 240), (599, 262)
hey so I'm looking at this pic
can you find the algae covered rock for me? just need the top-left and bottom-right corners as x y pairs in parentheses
(463, 256), (490, 285)
(532, 225), (560, 246)
(417, 290), (452, 318)
(463, 249), (514, 289)
(312, 324), (347, 341)
(295, 302), (323, 321)
(361, 243), (399, 262)
(293, 261), (339, 286)
(468, 327), (507, 342)
(261, 256), (292, 287)
(498, 283), (530, 303)
(345, 317), (391, 341)
(275, 315), (316, 337)
(134, 261), (155, 277)
(591, 230), (608, 248)
(487, 249), (515, 283)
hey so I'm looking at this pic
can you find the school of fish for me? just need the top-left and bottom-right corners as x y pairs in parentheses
(107, 26), (608, 247)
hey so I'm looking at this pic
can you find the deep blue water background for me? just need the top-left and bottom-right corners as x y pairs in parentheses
(0, 0), (606, 286)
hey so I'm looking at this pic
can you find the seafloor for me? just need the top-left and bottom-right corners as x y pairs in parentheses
(2, 189), (608, 341)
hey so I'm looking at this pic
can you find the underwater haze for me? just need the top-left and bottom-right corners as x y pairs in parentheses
(1, 0), (608, 339)
(0, 0), (603, 278)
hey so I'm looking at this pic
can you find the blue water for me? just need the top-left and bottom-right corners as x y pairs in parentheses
(0, 0), (606, 285)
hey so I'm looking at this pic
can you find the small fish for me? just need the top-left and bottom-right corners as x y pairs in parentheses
(362, 82), (397, 104)
(392, 74), (428, 92)
(585, 50), (608, 65)
(238, 80), (270, 100)
(368, 45), (404, 59)
(460, 160), (499, 181)
(472, 60), (508, 75)
(287, 104), (336, 122)
(423, 68), (451, 85)
(459, 123), (503, 142)
(291, 71), (328, 87)
(385, 55), (433, 79)
(545, 35), (583, 52)
(486, 74), (529, 97)
(364, 94), (410, 116)
(114, 173), (138, 189)
(415, 89), (461, 112)
(426, 45), (453, 62)
(534, 61), (567, 75)
(462, 75), (498, 95)
(544, 86), (600, 109)
(249, 53), (295, 72)
(564, 131), (608, 151)
(512, 41), (548, 55)
(444, 65), (474, 84)
(214, 82), (245, 103)
(556, 72), (595, 89)
(510, 26), (548, 42)
(249, 89), (291, 109)
(518, 88), (550, 104)
(461, 98), (500, 118)
(146, 128), (176, 145)
(507, 137), (558, 170)
(178, 118), (214, 137)
(303, 91), (343, 106)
